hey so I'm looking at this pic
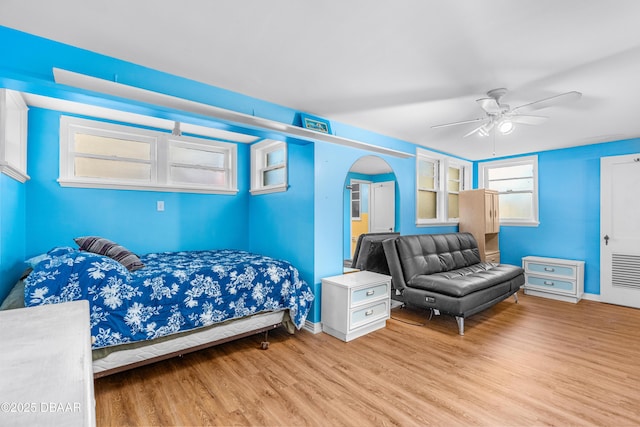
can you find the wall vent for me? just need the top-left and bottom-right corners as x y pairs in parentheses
(612, 253), (640, 289)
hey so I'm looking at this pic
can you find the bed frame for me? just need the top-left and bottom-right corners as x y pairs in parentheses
(93, 310), (286, 378)
(0, 278), (290, 379)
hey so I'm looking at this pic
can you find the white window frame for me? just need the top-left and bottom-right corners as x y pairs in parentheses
(59, 116), (238, 194)
(478, 155), (539, 227)
(250, 139), (287, 195)
(166, 135), (235, 190)
(416, 148), (472, 226)
(0, 89), (30, 182)
(350, 179), (368, 221)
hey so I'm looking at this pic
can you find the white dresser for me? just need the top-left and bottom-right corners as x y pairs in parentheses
(522, 256), (585, 303)
(321, 271), (391, 342)
(0, 300), (96, 427)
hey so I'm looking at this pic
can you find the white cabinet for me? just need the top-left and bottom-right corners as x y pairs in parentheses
(321, 271), (391, 342)
(523, 256), (585, 303)
(0, 300), (96, 426)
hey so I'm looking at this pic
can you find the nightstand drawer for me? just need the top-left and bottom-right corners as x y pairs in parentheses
(350, 300), (389, 330)
(351, 283), (389, 307)
(526, 262), (576, 278)
(526, 275), (575, 292)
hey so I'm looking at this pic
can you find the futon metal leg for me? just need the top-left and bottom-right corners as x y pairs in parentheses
(455, 316), (464, 336)
(513, 293), (519, 304)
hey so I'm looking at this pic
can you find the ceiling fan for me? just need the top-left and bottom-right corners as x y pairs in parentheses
(432, 88), (582, 137)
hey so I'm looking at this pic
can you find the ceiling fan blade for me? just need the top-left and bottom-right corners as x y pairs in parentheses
(510, 115), (548, 125)
(512, 91), (582, 114)
(431, 117), (487, 129)
(476, 97), (501, 114)
(464, 121), (494, 138)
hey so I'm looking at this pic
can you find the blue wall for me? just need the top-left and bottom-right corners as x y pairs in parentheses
(25, 107), (251, 258)
(312, 135), (458, 286)
(0, 174), (26, 302)
(485, 138), (640, 295)
(248, 142), (315, 320)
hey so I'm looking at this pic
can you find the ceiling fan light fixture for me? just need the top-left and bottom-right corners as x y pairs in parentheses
(498, 119), (514, 134)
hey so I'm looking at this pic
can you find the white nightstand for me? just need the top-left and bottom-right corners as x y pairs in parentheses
(321, 270), (391, 342)
(522, 256), (585, 303)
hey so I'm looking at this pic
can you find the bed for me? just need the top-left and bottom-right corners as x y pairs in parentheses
(1, 240), (314, 378)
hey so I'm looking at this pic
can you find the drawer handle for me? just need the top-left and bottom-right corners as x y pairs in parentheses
(544, 267), (555, 272)
(365, 309), (374, 316)
(544, 281), (555, 286)
(366, 290), (375, 296)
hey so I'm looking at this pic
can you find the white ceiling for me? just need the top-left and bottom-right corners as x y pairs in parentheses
(2, 0), (640, 160)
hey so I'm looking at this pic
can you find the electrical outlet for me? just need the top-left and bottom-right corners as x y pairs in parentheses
(157, 201), (165, 212)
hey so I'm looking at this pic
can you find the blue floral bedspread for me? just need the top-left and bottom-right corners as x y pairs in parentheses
(24, 248), (314, 349)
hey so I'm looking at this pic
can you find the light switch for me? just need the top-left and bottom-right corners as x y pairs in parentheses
(157, 201), (165, 212)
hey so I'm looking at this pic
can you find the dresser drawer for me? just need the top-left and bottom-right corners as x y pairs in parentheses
(522, 256), (584, 303)
(526, 261), (576, 278)
(351, 282), (389, 307)
(485, 251), (500, 263)
(526, 275), (575, 292)
(350, 300), (389, 331)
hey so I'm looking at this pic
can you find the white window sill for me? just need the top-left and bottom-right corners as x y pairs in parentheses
(250, 184), (288, 195)
(500, 220), (540, 227)
(416, 220), (460, 227)
(0, 163), (30, 183)
(58, 179), (239, 195)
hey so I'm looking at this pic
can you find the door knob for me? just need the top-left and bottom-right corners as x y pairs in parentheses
(604, 235), (610, 245)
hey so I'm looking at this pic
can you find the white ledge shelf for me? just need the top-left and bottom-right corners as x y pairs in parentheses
(53, 68), (414, 159)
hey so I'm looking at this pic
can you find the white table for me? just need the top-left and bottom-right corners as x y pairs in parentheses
(0, 300), (96, 426)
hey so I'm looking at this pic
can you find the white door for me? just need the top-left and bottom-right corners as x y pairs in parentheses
(600, 154), (640, 308)
(370, 181), (395, 232)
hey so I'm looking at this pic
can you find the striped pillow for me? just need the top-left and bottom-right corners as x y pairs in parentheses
(74, 236), (144, 271)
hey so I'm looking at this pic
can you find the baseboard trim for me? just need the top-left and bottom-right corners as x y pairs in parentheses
(303, 320), (322, 334)
(582, 293), (601, 302)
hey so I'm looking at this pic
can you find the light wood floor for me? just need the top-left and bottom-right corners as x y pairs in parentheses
(94, 291), (640, 426)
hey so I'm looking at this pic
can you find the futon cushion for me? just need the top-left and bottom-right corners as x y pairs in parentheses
(407, 263), (524, 297)
(395, 233), (481, 282)
(74, 236), (145, 271)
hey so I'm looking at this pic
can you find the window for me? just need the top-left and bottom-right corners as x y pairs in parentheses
(168, 136), (232, 188)
(250, 139), (287, 194)
(447, 165), (462, 219)
(416, 148), (471, 225)
(478, 155), (539, 226)
(417, 157), (438, 220)
(0, 89), (29, 182)
(350, 182), (361, 220)
(59, 116), (237, 194)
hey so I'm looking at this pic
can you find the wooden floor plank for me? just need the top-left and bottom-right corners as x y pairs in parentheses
(95, 292), (640, 426)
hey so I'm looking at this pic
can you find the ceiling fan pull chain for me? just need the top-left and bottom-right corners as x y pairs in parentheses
(492, 126), (496, 156)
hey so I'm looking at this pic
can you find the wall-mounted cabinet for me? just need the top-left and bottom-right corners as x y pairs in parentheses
(0, 89), (29, 182)
(459, 189), (500, 262)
